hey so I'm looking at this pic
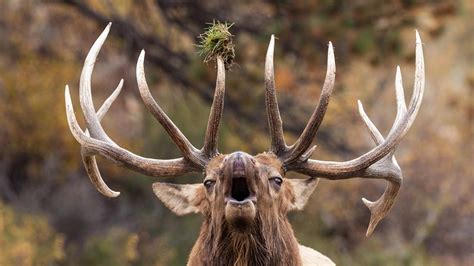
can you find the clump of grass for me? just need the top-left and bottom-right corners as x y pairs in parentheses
(197, 21), (235, 70)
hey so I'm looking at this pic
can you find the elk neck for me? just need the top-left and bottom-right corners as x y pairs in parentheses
(188, 207), (302, 265)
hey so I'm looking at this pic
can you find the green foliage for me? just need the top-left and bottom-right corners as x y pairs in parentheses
(80, 227), (177, 266)
(343, 238), (440, 266)
(81, 228), (138, 266)
(197, 21), (235, 69)
(354, 29), (374, 54)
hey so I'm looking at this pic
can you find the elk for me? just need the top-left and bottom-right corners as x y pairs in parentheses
(65, 23), (424, 265)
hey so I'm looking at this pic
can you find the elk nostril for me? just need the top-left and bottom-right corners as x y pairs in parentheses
(231, 178), (250, 201)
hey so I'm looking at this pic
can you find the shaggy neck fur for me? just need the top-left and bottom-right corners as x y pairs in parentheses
(187, 211), (302, 266)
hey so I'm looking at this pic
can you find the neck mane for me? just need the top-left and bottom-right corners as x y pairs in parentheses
(188, 213), (302, 266)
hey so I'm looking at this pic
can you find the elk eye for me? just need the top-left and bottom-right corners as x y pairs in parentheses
(269, 176), (283, 187)
(203, 180), (215, 189)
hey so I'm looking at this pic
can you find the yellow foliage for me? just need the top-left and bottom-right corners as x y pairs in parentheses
(0, 54), (81, 176)
(125, 233), (139, 261)
(0, 202), (65, 266)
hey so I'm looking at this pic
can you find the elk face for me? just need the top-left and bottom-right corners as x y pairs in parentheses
(152, 151), (319, 231)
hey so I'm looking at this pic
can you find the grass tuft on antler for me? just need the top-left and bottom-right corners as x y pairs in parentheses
(197, 20), (235, 70)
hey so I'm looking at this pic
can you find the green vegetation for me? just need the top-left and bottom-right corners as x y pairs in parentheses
(197, 21), (235, 69)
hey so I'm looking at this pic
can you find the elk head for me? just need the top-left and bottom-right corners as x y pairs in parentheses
(65, 23), (424, 264)
(153, 151), (318, 228)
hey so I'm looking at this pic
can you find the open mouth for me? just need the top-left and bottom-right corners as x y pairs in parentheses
(224, 152), (257, 227)
(226, 152), (255, 204)
(231, 177), (250, 201)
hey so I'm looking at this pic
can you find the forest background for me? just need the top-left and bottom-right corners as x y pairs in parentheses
(0, 0), (472, 265)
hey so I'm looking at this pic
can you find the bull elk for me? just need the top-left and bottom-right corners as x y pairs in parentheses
(65, 23), (424, 265)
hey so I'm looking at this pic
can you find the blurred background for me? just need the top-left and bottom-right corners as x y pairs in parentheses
(0, 0), (472, 265)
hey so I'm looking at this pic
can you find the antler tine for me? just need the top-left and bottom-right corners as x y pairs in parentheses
(81, 154), (120, 197)
(392, 66), (407, 130)
(265, 35), (288, 155)
(284, 42), (336, 164)
(407, 30), (425, 129)
(358, 65), (406, 148)
(79, 22), (114, 143)
(202, 57), (226, 157)
(81, 79), (123, 197)
(137, 50), (206, 168)
(96, 79), (123, 119)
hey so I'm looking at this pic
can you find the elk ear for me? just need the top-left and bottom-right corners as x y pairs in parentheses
(152, 182), (205, 216)
(287, 177), (319, 211)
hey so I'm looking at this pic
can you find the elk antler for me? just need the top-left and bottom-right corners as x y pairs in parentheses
(65, 23), (226, 197)
(265, 31), (425, 235)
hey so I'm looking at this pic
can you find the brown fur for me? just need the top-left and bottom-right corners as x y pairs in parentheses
(188, 212), (301, 266)
(153, 152), (319, 265)
(188, 153), (303, 265)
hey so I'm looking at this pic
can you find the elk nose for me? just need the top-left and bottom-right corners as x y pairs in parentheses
(233, 158), (245, 176)
(231, 152), (246, 177)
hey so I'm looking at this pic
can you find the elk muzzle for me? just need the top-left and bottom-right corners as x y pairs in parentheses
(224, 152), (257, 229)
